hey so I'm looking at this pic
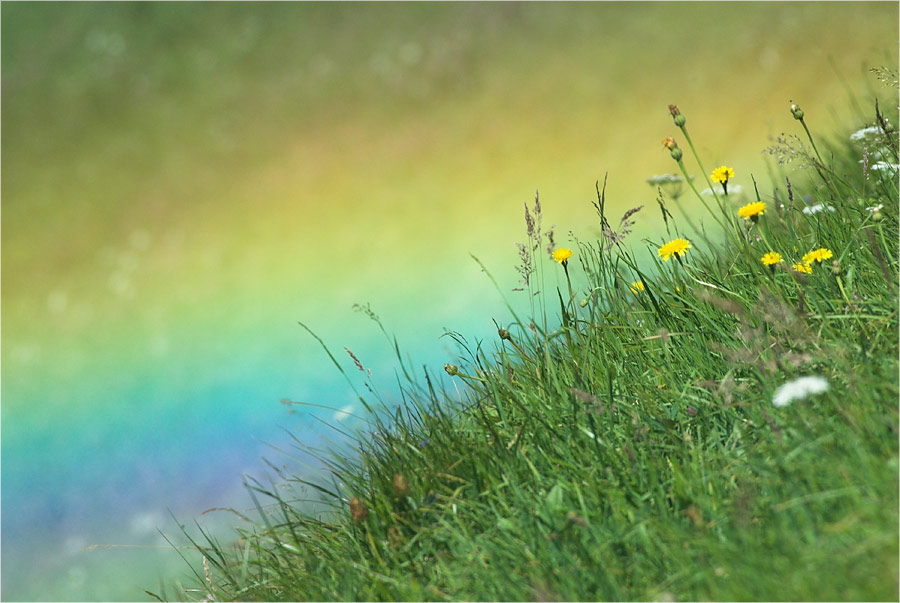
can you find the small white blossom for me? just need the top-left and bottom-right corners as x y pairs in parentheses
(700, 184), (743, 196)
(871, 161), (899, 173)
(802, 203), (835, 215)
(646, 174), (684, 186)
(866, 204), (884, 213)
(772, 376), (830, 408)
(850, 126), (882, 142)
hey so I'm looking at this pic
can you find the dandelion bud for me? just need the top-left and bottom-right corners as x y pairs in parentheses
(349, 497), (367, 522)
(443, 364), (459, 376)
(670, 147), (683, 161)
(497, 328), (512, 341)
(831, 260), (841, 276)
(790, 102), (804, 120)
(669, 104), (686, 127)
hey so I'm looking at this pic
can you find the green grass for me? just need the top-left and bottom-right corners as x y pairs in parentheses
(156, 88), (899, 602)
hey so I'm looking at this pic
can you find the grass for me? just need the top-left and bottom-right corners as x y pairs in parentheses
(155, 83), (899, 602)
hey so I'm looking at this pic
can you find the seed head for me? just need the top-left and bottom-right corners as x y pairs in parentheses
(349, 497), (367, 522)
(393, 473), (410, 497)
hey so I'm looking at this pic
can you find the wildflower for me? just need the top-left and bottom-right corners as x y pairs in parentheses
(802, 248), (833, 264)
(738, 201), (766, 222)
(662, 136), (683, 161)
(790, 102), (804, 120)
(793, 262), (812, 274)
(711, 166), (734, 185)
(772, 376), (829, 408)
(444, 363), (459, 376)
(871, 161), (900, 173)
(552, 248), (573, 265)
(866, 204), (884, 213)
(646, 173), (684, 186)
(658, 238), (691, 262)
(701, 184), (743, 196)
(802, 203), (835, 215)
(761, 252), (783, 267)
(630, 281), (645, 294)
(849, 126), (882, 142)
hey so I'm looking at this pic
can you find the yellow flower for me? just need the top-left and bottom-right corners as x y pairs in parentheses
(630, 281), (645, 294)
(761, 252), (783, 266)
(801, 248), (833, 264)
(658, 238), (691, 262)
(793, 262), (812, 274)
(711, 166), (735, 184)
(552, 248), (573, 264)
(662, 136), (678, 150)
(738, 201), (766, 221)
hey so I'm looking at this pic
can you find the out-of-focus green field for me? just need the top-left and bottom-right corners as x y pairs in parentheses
(2, 3), (896, 600)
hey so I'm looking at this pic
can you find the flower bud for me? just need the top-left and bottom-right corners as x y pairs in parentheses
(831, 260), (841, 276)
(884, 120), (895, 134)
(443, 364), (459, 376)
(872, 209), (884, 222)
(662, 136), (678, 150)
(498, 328), (512, 341)
(790, 102), (804, 120)
(669, 104), (686, 127)
(670, 147), (683, 161)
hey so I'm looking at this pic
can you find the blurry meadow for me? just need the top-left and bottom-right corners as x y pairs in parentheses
(1, 2), (897, 601)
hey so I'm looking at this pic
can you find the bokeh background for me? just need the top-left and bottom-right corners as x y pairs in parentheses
(2, 3), (897, 600)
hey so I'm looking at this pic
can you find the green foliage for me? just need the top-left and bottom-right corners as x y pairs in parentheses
(160, 98), (899, 602)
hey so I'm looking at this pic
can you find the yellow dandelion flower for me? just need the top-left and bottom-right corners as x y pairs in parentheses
(761, 252), (783, 266)
(801, 248), (833, 264)
(793, 262), (812, 274)
(630, 281), (645, 294)
(552, 248), (573, 264)
(711, 166), (735, 184)
(658, 238), (691, 262)
(738, 201), (766, 222)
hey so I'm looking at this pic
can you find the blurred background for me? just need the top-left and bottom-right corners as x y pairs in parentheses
(2, 3), (896, 600)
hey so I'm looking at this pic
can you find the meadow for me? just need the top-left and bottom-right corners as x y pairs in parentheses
(2, 4), (897, 601)
(157, 86), (899, 601)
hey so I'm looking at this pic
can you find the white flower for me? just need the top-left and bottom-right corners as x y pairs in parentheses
(646, 174), (683, 185)
(802, 203), (835, 215)
(700, 184), (743, 196)
(850, 126), (882, 142)
(866, 204), (884, 213)
(772, 376), (830, 408)
(871, 161), (899, 173)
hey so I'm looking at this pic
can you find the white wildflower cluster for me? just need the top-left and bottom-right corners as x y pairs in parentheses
(772, 376), (830, 408)
(870, 161), (899, 173)
(802, 203), (835, 215)
(850, 126), (883, 143)
(646, 174), (693, 186)
(700, 184), (744, 197)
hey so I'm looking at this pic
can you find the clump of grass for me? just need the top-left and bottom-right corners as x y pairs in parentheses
(156, 92), (898, 602)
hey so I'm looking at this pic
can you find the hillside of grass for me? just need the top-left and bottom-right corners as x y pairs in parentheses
(156, 88), (899, 602)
